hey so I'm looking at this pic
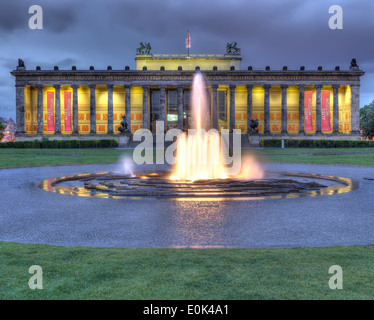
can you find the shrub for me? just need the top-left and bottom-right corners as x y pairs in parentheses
(260, 139), (371, 148)
(261, 139), (282, 147)
(314, 140), (335, 148)
(0, 139), (118, 149)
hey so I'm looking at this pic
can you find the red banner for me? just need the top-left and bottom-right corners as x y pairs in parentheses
(47, 91), (55, 132)
(304, 91), (313, 132)
(321, 91), (331, 132)
(64, 92), (72, 132)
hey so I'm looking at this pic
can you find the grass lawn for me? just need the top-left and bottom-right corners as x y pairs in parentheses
(245, 148), (374, 166)
(0, 147), (374, 168)
(0, 241), (373, 300)
(258, 154), (374, 166)
(0, 148), (130, 168)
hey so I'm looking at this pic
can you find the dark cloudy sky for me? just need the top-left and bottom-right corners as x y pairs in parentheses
(0, 0), (373, 120)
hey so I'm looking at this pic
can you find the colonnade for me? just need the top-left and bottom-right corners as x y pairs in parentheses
(15, 83), (360, 135)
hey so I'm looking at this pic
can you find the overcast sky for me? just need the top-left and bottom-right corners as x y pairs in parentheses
(0, 0), (373, 120)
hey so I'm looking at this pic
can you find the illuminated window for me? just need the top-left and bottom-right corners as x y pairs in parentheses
(167, 90), (178, 129)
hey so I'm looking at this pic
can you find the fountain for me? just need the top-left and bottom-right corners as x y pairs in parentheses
(170, 73), (229, 181)
(38, 73), (357, 200)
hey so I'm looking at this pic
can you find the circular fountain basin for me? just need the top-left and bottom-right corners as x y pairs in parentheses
(38, 171), (357, 201)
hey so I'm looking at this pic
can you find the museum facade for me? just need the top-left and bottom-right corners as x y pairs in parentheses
(11, 51), (365, 140)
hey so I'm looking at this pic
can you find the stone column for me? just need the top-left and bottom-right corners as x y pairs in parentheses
(53, 85), (61, 134)
(36, 85), (44, 134)
(229, 85), (236, 132)
(211, 84), (218, 130)
(177, 85), (184, 130)
(263, 84), (271, 135)
(15, 84), (25, 134)
(107, 84), (114, 134)
(350, 84), (360, 135)
(159, 85), (166, 132)
(124, 85), (131, 132)
(298, 85), (305, 135)
(246, 84), (253, 132)
(72, 85), (79, 134)
(315, 85), (323, 134)
(332, 84), (340, 134)
(142, 85), (149, 130)
(89, 85), (96, 134)
(281, 84), (288, 134)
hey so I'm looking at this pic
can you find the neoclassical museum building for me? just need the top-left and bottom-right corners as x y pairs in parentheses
(11, 47), (365, 141)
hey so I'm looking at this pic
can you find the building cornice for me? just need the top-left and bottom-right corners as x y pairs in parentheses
(11, 69), (365, 87)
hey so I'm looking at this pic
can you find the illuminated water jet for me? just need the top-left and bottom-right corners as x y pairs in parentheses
(171, 72), (263, 181)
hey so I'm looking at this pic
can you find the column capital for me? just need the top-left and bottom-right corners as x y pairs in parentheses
(298, 84), (306, 90)
(35, 84), (44, 90)
(350, 84), (360, 88)
(159, 85), (166, 91)
(211, 84), (219, 90)
(106, 84), (114, 90)
(246, 84), (254, 90)
(229, 84), (236, 90)
(176, 85), (184, 91)
(280, 84), (289, 89)
(332, 84), (341, 89)
(263, 84), (271, 89)
(53, 84), (61, 89)
(71, 84), (79, 89)
(88, 84), (96, 89)
(315, 84), (323, 89)
(142, 85), (150, 90)
(124, 84), (132, 89)
(15, 83), (25, 88)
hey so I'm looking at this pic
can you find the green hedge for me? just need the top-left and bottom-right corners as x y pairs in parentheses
(261, 139), (374, 148)
(0, 139), (118, 149)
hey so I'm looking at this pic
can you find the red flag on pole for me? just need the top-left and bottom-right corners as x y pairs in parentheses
(185, 30), (191, 49)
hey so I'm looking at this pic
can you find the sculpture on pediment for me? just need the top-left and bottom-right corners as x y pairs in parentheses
(226, 42), (241, 55)
(136, 42), (152, 54)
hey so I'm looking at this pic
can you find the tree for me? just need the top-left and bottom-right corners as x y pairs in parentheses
(360, 100), (374, 140)
(0, 119), (6, 141)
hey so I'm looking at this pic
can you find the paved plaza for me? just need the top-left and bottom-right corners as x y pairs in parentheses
(0, 162), (373, 248)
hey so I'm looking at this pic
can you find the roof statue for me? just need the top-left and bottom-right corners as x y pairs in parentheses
(18, 59), (25, 68)
(350, 58), (359, 71)
(226, 42), (241, 55)
(136, 42), (152, 54)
